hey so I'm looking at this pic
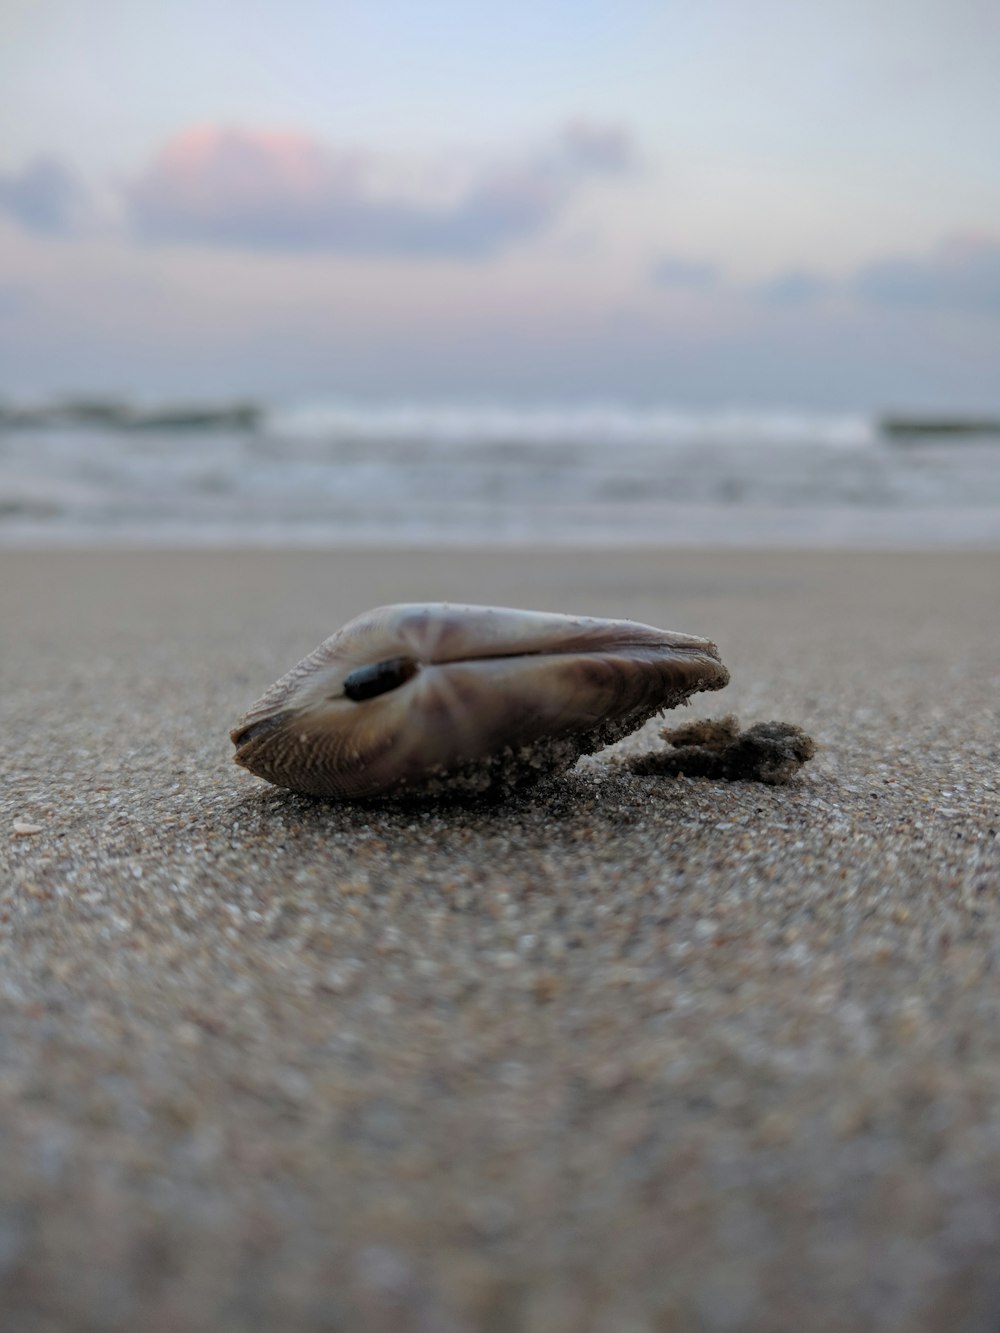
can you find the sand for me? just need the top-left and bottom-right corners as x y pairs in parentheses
(1, 548), (999, 1332)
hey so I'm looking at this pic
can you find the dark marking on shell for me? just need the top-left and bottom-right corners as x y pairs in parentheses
(343, 657), (419, 702)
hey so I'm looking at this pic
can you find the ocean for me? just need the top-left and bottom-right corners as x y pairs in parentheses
(1, 401), (999, 548)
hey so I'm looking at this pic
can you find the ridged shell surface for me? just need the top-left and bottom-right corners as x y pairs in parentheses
(231, 603), (729, 799)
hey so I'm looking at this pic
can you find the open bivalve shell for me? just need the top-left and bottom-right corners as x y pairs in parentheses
(231, 603), (730, 799)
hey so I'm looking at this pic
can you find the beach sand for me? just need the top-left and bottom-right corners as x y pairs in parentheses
(2, 548), (999, 1332)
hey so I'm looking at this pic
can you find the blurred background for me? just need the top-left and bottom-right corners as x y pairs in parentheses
(1, 0), (998, 547)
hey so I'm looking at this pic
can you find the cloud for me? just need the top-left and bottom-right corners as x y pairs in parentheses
(752, 270), (831, 307)
(554, 121), (634, 174)
(0, 155), (90, 235)
(650, 256), (720, 290)
(855, 236), (1000, 314)
(125, 123), (633, 258)
(648, 238), (1000, 320)
(648, 257), (828, 304)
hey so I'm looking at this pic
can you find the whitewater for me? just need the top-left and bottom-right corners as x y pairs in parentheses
(1, 401), (998, 547)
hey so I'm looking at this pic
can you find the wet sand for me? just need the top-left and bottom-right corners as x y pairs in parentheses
(2, 548), (999, 1332)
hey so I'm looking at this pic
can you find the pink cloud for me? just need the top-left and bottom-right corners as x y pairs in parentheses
(126, 123), (633, 258)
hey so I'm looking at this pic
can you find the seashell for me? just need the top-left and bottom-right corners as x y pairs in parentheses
(230, 603), (729, 800)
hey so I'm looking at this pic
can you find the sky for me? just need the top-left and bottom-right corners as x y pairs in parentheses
(1, 0), (998, 409)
